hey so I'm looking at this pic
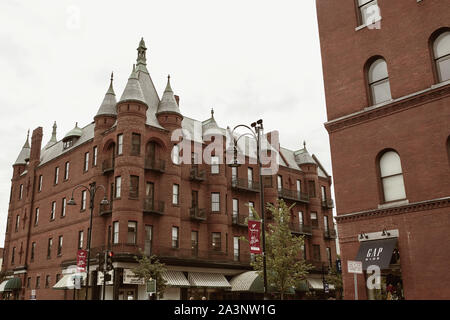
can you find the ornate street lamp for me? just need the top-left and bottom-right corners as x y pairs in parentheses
(229, 119), (268, 299)
(67, 182), (108, 300)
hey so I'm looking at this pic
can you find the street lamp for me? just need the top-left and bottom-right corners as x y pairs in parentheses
(229, 119), (268, 299)
(67, 182), (108, 300)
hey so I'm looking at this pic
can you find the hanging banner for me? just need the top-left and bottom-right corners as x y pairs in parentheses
(248, 220), (262, 254)
(76, 249), (87, 272)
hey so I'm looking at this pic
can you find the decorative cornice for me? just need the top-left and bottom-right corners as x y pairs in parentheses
(325, 83), (450, 133)
(335, 197), (450, 223)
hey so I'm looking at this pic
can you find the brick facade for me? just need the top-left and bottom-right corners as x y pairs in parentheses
(317, 0), (450, 299)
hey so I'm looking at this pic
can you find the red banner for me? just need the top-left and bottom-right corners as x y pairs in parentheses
(77, 249), (87, 272)
(248, 220), (262, 254)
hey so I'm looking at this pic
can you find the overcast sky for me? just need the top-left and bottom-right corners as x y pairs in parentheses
(0, 0), (333, 248)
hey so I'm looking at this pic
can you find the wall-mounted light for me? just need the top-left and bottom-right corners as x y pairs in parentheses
(359, 232), (369, 240)
(381, 229), (391, 237)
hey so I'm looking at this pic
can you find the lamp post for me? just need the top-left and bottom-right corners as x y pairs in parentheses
(67, 182), (108, 300)
(229, 119), (268, 299)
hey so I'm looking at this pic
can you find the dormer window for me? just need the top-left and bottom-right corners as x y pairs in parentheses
(63, 123), (83, 150)
(63, 139), (73, 150)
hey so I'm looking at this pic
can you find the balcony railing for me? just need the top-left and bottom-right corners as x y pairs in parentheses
(321, 198), (335, 209)
(190, 207), (206, 221)
(102, 158), (114, 174)
(99, 202), (113, 216)
(307, 260), (330, 271)
(189, 166), (206, 182)
(232, 214), (248, 227)
(278, 188), (309, 203)
(155, 246), (251, 264)
(324, 228), (337, 239)
(231, 178), (260, 192)
(289, 223), (313, 235)
(144, 158), (166, 173)
(143, 198), (165, 215)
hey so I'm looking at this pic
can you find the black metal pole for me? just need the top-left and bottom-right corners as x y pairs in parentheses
(85, 183), (96, 300)
(103, 251), (106, 300)
(256, 125), (268, 300)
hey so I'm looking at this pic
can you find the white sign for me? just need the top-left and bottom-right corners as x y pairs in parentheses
(347, 260), (363, 274)
(123, 269), (145, 285)
(97, 270), (114, 285)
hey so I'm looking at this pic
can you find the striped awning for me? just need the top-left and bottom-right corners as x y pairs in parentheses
(188, 272), (231, 289)
(230, 271), (264, 292)
(0, 280), (9, 292)
(306, 276), (335, 290)
(162, 271), (190, 288)
(53, 273), (86, 290)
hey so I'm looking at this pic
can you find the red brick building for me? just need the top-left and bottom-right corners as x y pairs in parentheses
(1, 39), (337, 300)
(316, 0), (450, 300)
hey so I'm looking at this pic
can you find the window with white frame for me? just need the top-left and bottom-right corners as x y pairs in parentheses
(93, 146), (98, 166)
(379, 151), (406, 202)
(211, 193), (220, 212)
(84, 152), (89, 172)
(81, 190), (87, 211)
(357, 0), (379, 26)
(64, 162), (70, 180)
(78, 230), (84, 249)
(433, 31), (450, 82)
(54, 167), (59, 185)
(51, 201), (56, 220)
(248, 167), (253, 188)
(38, 175), (43, 192)
(117, 134), (123, 155)
(19, 184), (23, 200)
(232, 199), (239, 218)
(248, 201), (254, 219)
(233, 236), (240, 261)
(277, 175), (283, 192)
(61, 198), (66, 217)
(172, 144), (180, 165)
(172, 184), (179, 205)
(113, 222), (119, 244)
(127, 221), (137, 244)
(115, 176), (122, 198)
(172, 227), (179, 248)
(368, 58), (391, 105)
(34, 208), (39, 226)
(211, 156), (219, 174)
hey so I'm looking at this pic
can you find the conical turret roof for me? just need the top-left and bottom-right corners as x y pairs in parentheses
(202, 108), (225, 136)
(157, 75), (181, 115)
(96, 73), (117, 117)
(294, 141), (316, 165)
(119, 65), (147, 106)
(44, 122), (58, 149)
(14, 130), (31, 165)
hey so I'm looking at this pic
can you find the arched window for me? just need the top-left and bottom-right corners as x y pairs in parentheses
(433, 31), (450, 82)
(379, 151), (406, 202)
(368, 58), (392, 105)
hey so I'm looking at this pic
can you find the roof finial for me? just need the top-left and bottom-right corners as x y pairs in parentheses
(75, 122), (78, 128)
(110, 72), (114, 83)
(211, 108), (214, 118)
(23, 130), (30, 148)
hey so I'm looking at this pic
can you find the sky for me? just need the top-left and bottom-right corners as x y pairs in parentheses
(0, 0), (334, 248)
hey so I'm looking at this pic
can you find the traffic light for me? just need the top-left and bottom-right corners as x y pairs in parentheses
(97, 252), (105, 272)
(106, 251), (114, 271)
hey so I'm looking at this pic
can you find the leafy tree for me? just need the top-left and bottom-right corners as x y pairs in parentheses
(247, 199), (313, 300)
(132, 250), (167, 299)
(326, 256), (343, 299)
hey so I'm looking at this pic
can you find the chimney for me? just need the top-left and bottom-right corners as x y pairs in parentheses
(174, 95), (180, 106)
(30, 127), (43, 163)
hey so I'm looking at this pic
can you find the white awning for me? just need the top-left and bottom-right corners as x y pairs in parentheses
(306, 276), (335, 290)
(53, 273), (86, 290)
(188, 272), (231, 289)
(229, 271), (263, 292)
(162, 271), (190, 287)
(0, 280), (9, 292)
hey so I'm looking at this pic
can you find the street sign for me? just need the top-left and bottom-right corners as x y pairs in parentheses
(76, 249), (87, 272)
(30, 289), (36, 300)
(146, 279), (156, 293)
(347, 260), (363, 274)
(97, 270), (114, 285)
(123, 269), (145, 285)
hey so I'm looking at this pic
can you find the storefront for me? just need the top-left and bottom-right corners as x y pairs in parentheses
(355, 229), (403, 300)
(0, 277), (22, 300)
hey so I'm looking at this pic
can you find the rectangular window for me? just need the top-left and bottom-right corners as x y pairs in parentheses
(129, 175), (139, 199)
(277, 175), (283, 191)
(27, 277), (31, 288)
(326, 247), (332, 267)
(19, 184), (23, 200)
(34, 208), (39, 226)
(233, 236), (240, 262)
(61, 198), (66, 217)
(117, 134), (123, 155)
(308, 180), (316, 198)
(212, 232), (221, 251)
(231, 166), (237, 180)
(81, 190), (87, 211)
(249, 201), (255, 219)
(172, 184), (179, 205)
(31, 242), (36, 262)
(51, 201), (56, 220)
(191, 231), (198, 256)
(93, 146), (98, 166)
(57, 236), (63, 256)
(107, 226), (112, 248)
(115, 176), (122, 198)
(54, 167), (59, 185)
(127, 221), (137, 244)
(357, 0), (379, 26)
(131, 133), (141, 156)
(248, 167), (253, 189)
(321, 186), (326, 201)
(15, 215), (20, 232)
(297, 180), (301, 197)
(311, 212), (318, 228)
(324, 216), (329, 232)
(47, 238), (53, 259)
(64, 162), (70, 180)
(145, 225), (153, 256)
(78, 231), (84, 249)
(11, 247), (15, 264)
(211, 156), (219, 174)
(172, 144), (180, 165)
(172, 227), (179, 248)
(84, 152), (89, 172)
(45, 275), (50, 288)
(232, 199), (238, 218)
(113, 222), (119, 244)
(38, 175), (43, 192)
(36, 276), (40, 289)
(211, 193), (220, 212)
(313, 244), (321, 261)
(299, 211), (304, 226)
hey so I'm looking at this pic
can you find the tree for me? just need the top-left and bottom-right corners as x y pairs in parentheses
(326, 256), (343, 299)
(132, 250), (167, 299)
(248, 199), (313, 300)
